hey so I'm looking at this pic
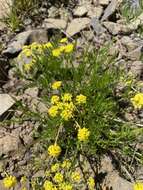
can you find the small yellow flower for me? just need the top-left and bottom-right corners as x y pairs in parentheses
(57, 102), (64, 110)
(52, 81), (62, 90)
(60, 38), (68, 43)
(60, 109), (73, 121)
(63, 102), (75, 112)
(51, 95), (60, 104)
(64, 44), (74, 53)
(43, 180), (53, 190)
(43, 42), (53, 49)
(62, 93), (72, 102)
(71, 171), (81, 182)
(52, 48), (61, 57)
(48, 106), (59, 117)
(78, 127), (90, 141)
(51, 163), (60, 172)
(30, 42), (42, 51)
(59, 182), (73, 190)
(59, 46), (66, 52)
(76, 94), (87, 104)
(61, 160), (71, 169)
(131, 93), (143, 109)
(3, 175), (17, 188)
(134, 182), (143, 190)
(53, 172), (63, 183)
(87, 177), (95, 190)
(22, 49), (32, 57)
(48, 144), (61, 157)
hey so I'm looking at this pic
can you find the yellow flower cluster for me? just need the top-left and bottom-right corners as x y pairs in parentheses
(3, 175), (17, 188)
(19, 42), (53, 72)
(134, 182), (143, 190)
(76, 94), (87, 104)
(42, 159), (74, 190)
(54, 172), (63, 183)
(131, 93), (143, 109)
(48, 144), (61, 157)
(61, 160), (71, 169)
(88, 177), (95, 190)
(48, 82), (87, 122)
(71, 171), (81, 182)
(52, 81), (62, 90)
(43, 180), (56, 190)
(52, 43), (74, 57)
(78, 127), (90, 141)
(51, 163), (60, 172)
(59, 182), (73, 190)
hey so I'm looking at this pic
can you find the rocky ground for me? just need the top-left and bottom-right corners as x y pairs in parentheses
(0, 0), (143, 189)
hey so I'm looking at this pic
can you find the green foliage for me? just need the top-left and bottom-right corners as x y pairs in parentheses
(120, 0), (143, 22)
(16, 40), (139, 159)
(2, 39), (143, 189)
(2, 0), (38, 31)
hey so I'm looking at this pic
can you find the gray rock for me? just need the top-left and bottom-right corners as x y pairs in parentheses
(104, 171), (133, 190)
(101, 0), (118, 21)
(73, 5), (88, 16)
(91, 18), (106, 35)
(103, 21), (129, 35)
(2, 29), (48, 57)
(25, 87), (39, 98)
(66, 18), (91, 36)
(48, 6), (59, 18)
(32, 170), (45, 178)
(96, 0), (110, 5)
(0, 94), (15, 116)
(0, 134), (21, 156)
(130, 61), (143, 77)
(42, 18), (67, 30)
(87, 6), (103, 19)
(100, 156), (133, 190)
(2, 31), (32, 56)
(127, 46), (142, 60)
(121, 36), (138, 51)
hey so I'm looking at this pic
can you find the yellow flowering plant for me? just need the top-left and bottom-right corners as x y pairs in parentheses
(10, 39), (143, 189)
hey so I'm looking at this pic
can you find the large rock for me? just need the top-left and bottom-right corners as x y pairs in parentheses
(66, 18), (91, 36)
(87, 6), (103, 19)
(73, 5), (88, 16)
(96, 0), (109, 5)
(101, 0), (118, 21)
(100, 156), (133, 190)
(2, 29), (48, 57)
(121, 36), (138, 51)
(104, 171), (133, 190)
(91, 18), (106, 34)
(0, 134), (21, 156)
(130, 61), (143, 77)
(103, 21), (130, 35)
(0, 94), (15, 116)
(127, 46), (142, 60)
(42, 18), (67, 29)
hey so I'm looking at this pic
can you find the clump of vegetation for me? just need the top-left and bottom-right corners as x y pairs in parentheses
(2, 38), (143, 189)
(120, 0), (143, 22)
(1, 0), (38, 31)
